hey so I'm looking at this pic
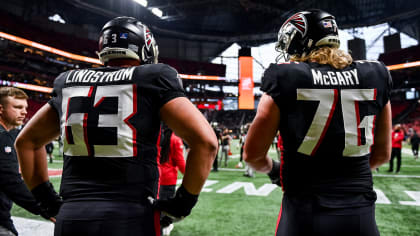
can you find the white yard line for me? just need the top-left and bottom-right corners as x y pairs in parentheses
(50, 160), (63, 163)
(373, 174), (420, 178)
(218, 168), (245, 172)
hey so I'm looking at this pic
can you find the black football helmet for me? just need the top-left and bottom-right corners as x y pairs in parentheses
(275, 9), (340, 62)
(98, 16), (159, 64)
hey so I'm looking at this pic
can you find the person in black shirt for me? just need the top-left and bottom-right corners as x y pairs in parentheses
(211, 124), (221, 172)
(244, 9), (392, 236)
(15, 17), (217, 236)
(0, 87), (53, 236)
(45, 142), (54, 163)
(410, 130), (419, 159)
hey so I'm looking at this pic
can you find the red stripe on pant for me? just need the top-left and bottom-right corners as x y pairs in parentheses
(154, 211), (161, 236)
(275, 203), (283, 236)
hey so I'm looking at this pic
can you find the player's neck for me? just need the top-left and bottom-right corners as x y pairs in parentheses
(107, 59), (141, 67)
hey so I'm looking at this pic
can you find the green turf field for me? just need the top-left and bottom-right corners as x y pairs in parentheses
(12, 140), (420, 236)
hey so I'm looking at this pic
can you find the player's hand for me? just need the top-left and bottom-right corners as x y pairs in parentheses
(149, 185), (198, 227)
(267, 159), (282, 187)
(31, 181), (63, 220)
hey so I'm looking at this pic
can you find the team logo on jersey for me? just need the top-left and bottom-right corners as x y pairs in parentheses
(144, 27), (153, 50)
(282, 12), (308, 37)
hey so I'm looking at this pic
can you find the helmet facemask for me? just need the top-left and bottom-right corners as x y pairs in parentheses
(275, 22), (299, 63)
(140, 25), (159, 64)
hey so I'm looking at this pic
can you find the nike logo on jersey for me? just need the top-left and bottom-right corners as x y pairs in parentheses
(65, 67), (135, 84)
(311, 68), (359, 86)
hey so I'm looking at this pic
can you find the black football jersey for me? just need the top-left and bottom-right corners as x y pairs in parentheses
(261, 61), (392, 208)
(48, 63), (185, 202)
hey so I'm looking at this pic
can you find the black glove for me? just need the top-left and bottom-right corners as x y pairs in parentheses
(150, 185), (198, 227)
(31, 181), (63, 219)
(267, 159), (282, 187)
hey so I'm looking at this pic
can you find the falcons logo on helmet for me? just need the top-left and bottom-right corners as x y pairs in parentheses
(144, 27), (153, 50)
(282, 12), (308, 37)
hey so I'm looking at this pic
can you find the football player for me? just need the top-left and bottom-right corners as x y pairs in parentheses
(244, 9), (392, 236)
(15, 16), (217, 236)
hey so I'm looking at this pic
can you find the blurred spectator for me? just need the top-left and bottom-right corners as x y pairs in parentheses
(219, 128), (232, 167)
(211, 110), (255, 131)
(236, 132), (246, 168)
(388, 124), (405, 173)
(242, 132), (255, 178)
(409, 130), (419, 160)
(212, 124), (221, 172)
(159, 126), (186, 236)
(57, 136), (63, 157)
(45, 142), (54, 163)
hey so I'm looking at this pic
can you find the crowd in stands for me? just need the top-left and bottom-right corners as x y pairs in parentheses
(402, 120), (420, 137)
(0, 10), (227, 77)
(0, 13), (228, 125)
(161, 58), (226, 77)
(208, 110), (256, 134)
(0, 10), (98, 57)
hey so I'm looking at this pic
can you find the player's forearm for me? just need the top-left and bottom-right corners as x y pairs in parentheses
(370, 143), (391, 170)
(181, 141), (217, 195)
(370, 159), (387, 170)
(370, 102), (391, 170)
(15, 140), (49, 189)
(370, 152), (390, 170)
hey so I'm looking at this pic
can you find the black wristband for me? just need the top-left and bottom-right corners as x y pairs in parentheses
(154, 184), (200, 226)
(176, 185), (199, 209)
(267, 159), (281, 187)
(31, 181), (58, 203)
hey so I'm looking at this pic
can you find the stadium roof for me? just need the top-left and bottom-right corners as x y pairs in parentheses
(2, 0), (420, 61)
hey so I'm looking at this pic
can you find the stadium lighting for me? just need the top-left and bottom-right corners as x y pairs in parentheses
(132, 0), (148, 7)
(48, 14), (66, 24)
(151, 8), (163, 18)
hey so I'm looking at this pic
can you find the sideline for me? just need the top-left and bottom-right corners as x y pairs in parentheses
(215, 169), (420, 178)
(46, 167), (420, 178)
(373, 174), (420, 178)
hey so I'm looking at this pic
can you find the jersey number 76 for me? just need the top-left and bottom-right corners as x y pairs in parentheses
(297, 88), (376, 157)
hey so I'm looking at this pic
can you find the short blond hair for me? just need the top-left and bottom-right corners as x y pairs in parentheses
(290, 47), (353, 69)
(0, 87), (28, 105)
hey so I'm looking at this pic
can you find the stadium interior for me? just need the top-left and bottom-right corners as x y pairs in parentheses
(0, 1), (420, 235)
(1, 0), (420, 135)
